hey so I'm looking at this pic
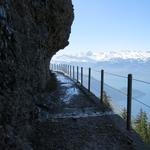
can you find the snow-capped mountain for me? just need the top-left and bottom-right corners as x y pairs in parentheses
(91, 51), (150, 62)
(52, 51), (150, 63)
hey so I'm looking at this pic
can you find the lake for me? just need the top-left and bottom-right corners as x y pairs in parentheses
(71, 61), (150, 121)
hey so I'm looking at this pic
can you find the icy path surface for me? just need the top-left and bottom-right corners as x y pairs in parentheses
(56, 72), (80, 104)
(50, 72), (113, 119)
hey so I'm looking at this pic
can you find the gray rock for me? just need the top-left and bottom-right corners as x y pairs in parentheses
(0, 0), (74, 149)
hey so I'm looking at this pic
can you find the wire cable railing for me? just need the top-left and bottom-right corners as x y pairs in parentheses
(104, 82), (127, 97)
(105, 71), (127, 79)
(50, 63), (150, 130)
(104, 82), (150, 109)
(133, 78), (150, 85)
(132, 97), (150, 109)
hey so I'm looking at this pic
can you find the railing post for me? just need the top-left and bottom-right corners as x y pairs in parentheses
(73, 66), (75, 80)
(77, 66), (79, 83)
(66, 65), (68, 74)
(54, 64), (56, 71)
(52, 64), (53, 70)
(70, 65), (72, 77)
(65, 64), (67, 73)
(63, 64), (65, 72)
(68, 65), (70, 76)
(127, 74), (132, 131)
(60, 64), (62, 71)
(100, 70), (104, 103)
(51, 63), (52, 70)
(56, 64), (58, 71)
(66, 64), (68, 74)
(63, 64), (65, 73)
(64, 64), (66, 72)
(66, 65), (67, 74)
(81, 67), (83, 86)
(62, 64), (64, 72)
(59, 64), (61, 71)
(52, 64), (54, 70)
(88, 68), (91, 91)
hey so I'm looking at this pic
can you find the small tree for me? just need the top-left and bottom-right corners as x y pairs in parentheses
(103, 91), (112, 110)
(148, 123), (150, 144)
(134, 109), (150, 144)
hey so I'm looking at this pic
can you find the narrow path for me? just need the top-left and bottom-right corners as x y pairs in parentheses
(30, 72), (141, 150)
(52, 72), (112, 119)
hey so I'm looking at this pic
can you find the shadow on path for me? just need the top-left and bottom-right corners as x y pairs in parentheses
(30, 72), (146, 150)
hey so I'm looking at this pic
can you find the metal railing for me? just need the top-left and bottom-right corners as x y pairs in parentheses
(50, 63), (150, 131)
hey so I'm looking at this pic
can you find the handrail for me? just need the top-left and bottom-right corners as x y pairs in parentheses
(50, 63), (150, 130)
(105, 83), (150, 109)
(104, 82), (127, 96)
(105, 72), (127, 79)
(132, 97), (150, 109)
(133, 78), (150, 85)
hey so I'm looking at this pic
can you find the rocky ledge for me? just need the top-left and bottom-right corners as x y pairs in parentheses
(0, 0), (74, 149)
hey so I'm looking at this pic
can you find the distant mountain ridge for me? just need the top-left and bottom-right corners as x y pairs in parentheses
(52, 51), (150, 63)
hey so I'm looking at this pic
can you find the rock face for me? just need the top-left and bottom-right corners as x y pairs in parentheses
(0, 0), (74, 149)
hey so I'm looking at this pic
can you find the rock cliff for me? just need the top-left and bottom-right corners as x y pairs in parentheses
(0, 0), (74, 149)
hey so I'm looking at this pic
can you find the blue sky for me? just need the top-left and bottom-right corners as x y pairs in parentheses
(58, 0), (150, 55)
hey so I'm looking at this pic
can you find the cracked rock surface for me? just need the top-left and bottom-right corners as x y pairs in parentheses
(0, 0), (74, 149)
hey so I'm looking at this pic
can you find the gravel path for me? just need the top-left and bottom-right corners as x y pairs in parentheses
(30, 72), (142, 150)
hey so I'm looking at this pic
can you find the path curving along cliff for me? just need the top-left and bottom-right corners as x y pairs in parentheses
(0, 0), (74, 149)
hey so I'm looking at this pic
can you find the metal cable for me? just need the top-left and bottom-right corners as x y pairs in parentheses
(105, 72), (127, 79)
(104, 83), (127, 96)
(105, 83), (150, 109)
(132, 97), (150, 109)
(56, 66), (150, 109)
(133, 78), (150, 85)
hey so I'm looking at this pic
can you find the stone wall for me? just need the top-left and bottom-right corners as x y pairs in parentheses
(0, 0), (74, 149)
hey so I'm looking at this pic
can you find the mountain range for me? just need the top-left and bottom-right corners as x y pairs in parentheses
(52, 51), (150, 64)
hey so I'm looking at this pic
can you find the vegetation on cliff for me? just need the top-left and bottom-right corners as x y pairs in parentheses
(134, 109), (150, 144)
(121, 108), (150, 144)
